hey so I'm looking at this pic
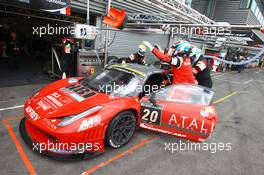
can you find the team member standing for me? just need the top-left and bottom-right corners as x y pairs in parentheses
(62, 38), (75, 76)
(6, 31), (20, 70)
(143, 40), (196, 84)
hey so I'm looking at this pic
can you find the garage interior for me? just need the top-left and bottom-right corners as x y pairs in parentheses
(0, 6), (91, 87)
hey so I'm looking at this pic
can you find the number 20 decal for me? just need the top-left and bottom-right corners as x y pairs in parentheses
(141, 107), (162, 125)
(142, 109), (159, 122)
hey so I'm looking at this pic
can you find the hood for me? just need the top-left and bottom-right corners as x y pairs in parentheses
(26, 78), (111, 119)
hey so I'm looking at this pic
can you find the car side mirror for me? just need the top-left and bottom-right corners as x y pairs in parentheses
(149, 93), (157, 106)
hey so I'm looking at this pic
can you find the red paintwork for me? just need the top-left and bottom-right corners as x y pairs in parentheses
(140, 96), (217, 142)
(24, 78), (140, 153)
(23, 78), (218, 155)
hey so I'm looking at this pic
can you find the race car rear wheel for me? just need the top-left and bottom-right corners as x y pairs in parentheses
(106, 111), (136, 148)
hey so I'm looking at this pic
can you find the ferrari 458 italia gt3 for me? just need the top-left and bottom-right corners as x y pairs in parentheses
(20, 64), (217, 159)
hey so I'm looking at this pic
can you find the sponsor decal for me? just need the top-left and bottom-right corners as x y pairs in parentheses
(60, 84), (96, 102)
(42, 118), (57, 130)
(37, 101), (51, 111)
(42, 92), (74, 109)
(168, 114), (215, 135)
(25, 106), (40, 121)
(51, 92), (61, 98)
(43, 92), (63, 109)
(140, 123), (187, 138)
(59, 96), (73, 104)
(78, 115), (101, 132)
(47, 93), (63, 107)
(200, 107), (215, 118)
(111, 65), (146, 77)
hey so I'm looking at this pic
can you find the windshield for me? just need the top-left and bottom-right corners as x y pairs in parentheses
(81, 69), (142, 97)
(154, 84), (214, 105)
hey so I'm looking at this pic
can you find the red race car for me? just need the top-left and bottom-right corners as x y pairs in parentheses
(20, 64), (217, 159)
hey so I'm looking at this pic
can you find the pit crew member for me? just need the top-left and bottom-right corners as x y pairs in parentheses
(122, 44), (146, 65)
(190, 47), (213, 88)
(143, 40), (196, 84)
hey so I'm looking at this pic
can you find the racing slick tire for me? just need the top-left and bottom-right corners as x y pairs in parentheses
(105, 110), (136, 148)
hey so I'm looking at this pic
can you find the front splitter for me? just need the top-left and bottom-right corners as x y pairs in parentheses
(19, 117), (103, 161)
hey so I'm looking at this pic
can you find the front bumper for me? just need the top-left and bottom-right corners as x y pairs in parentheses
(19, 117), (103, 160)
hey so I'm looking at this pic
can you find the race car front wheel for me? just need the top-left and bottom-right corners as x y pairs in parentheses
(106, 110), (136, 148)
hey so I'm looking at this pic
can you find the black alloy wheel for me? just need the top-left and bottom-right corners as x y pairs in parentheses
(106, 111), (136, 148)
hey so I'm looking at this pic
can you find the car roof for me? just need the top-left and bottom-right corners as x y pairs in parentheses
(108, 64), (163, 77)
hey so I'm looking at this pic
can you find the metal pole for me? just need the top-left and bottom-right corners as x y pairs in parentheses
(104, 0), (111, 66)
(86, 0), (90, 24)
(51, 47), (54, 75)
(84, 0), (90, 50)
(166, 30), (173, 48)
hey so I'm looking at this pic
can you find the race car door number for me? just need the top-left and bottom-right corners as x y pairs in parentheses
(140, 102), (163, 126)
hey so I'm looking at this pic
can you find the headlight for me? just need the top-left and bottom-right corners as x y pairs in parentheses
(57, 106), (103, 127)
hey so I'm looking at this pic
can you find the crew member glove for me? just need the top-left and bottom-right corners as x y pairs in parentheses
(143, 41), (154, 51)
(154, 44), (162, 51)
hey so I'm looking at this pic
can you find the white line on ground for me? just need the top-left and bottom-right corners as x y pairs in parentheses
(0, 105), (24, 112)
(244, 79), (254, 85)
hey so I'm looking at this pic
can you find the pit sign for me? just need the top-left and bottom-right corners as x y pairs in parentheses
(74, 24), (98, 40)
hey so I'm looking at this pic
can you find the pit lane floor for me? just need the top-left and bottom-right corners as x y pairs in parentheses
(0, 68), (264, 175)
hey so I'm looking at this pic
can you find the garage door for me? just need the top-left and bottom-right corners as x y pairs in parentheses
(108, 31), (170, 63)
